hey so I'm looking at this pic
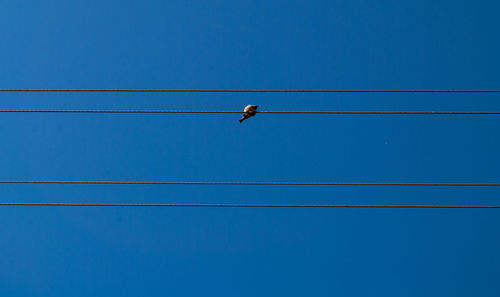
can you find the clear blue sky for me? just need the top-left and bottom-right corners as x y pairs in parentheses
(0, 1), (499, 296)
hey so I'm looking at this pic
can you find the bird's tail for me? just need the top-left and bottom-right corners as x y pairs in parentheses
(239, 116), (246, 123)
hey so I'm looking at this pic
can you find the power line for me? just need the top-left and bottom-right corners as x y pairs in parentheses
(1, 181), (499, 186)
(0, 203), (498, 208)
(0, 89), (499, 93)
(0, 110), (499, 115)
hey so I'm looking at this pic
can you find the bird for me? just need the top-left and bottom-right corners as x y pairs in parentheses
(239, 105), (259, 123)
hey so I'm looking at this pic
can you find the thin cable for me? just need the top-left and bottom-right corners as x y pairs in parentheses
(1, 89), (499, 93)
(0, 110), (499, 115)
(0, 203), (498, 208)
(1, 181), (499, 186)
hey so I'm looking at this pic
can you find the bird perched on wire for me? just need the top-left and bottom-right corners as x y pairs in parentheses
(239, 105), (259, 123)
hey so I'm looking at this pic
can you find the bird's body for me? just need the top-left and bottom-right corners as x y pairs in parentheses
(239, 105), (259, 123)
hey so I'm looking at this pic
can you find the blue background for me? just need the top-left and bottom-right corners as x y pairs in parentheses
(0, 1), (499, 296)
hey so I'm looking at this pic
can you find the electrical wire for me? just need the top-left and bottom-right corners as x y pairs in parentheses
(1, 89), (499, 93)
(0, 110), (499, 115)
(0, 203), (498, 208)
(1, 181), (499, 186)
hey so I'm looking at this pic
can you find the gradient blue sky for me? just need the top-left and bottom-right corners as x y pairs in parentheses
(0, 1), (499, 296)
